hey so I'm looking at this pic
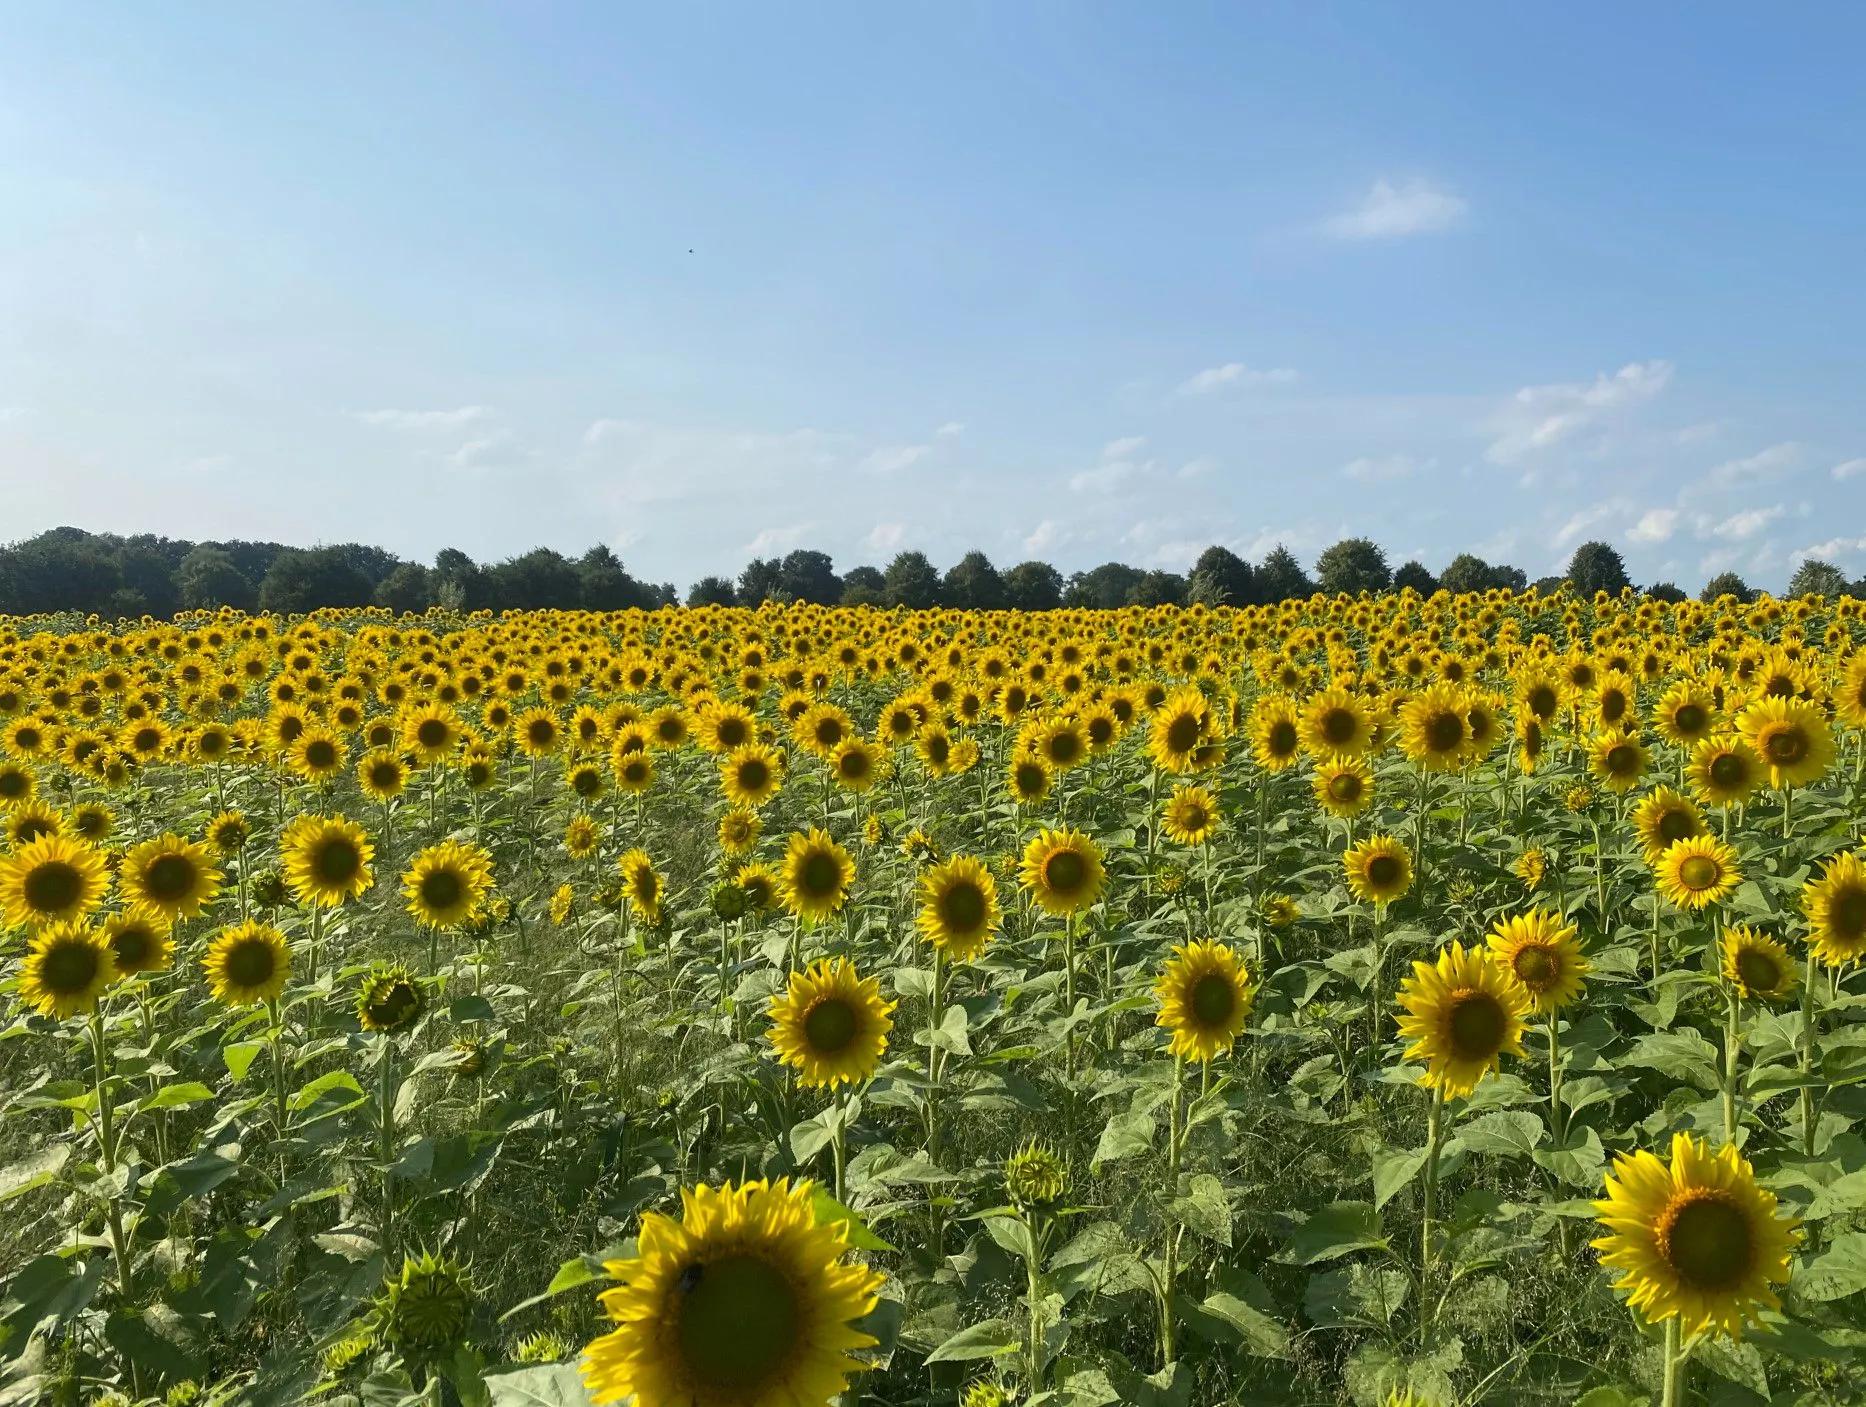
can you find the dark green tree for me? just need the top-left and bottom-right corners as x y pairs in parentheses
(257, 547), (373, 614)
(943, 551), (1006, 609)
(839, 566), (887, 605)
(1314, 537), (1392, 596)
(1188, 545), (1254, 607)
(1701, 571), (1752, 604)
(1127, 570), (1188, 606)
(176, 546), (255, 612)
(1254, 545), (1315, 602)
(1064, 563), (1145, 609)
(1393, 560), (1439, 595)
(1566, 541), (1631, 598)
(488, 548), (581, 611)
(1002, 561), (1063, 611)
(1645, 581), (1688, 603)
(777, 550), (842, 605)
(374, 562), (433, 614)
(1788, 558), (1849, 599)
(738, 558), (786, 604)
(883, 551), (944, 609)
(687, 576), (737, 606)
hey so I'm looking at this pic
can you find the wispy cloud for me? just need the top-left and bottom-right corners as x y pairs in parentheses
(1710, 505), (1785, 540)
(1486, 361), (1673, 466)
(582, 418), (646, 445)
(1627, 508), (1678, 543)
(864, 522), (905, 553)
(356, 406), (494, 430)
(1553, 497), (1633, 551)
(1797, 535), (1866, 561)
(1176, 363), (1299, 395)
(1102, 435), (1145, 458)
(1022, 520), (1060, 554)
(935, 421), (966, 437)
(861, 445), (930, 474)
(1831, 457), (1866, 481)
(1708, 441), (1800, 486)
(746, 523), (811, 555)
(1319, 179), (1467, 241)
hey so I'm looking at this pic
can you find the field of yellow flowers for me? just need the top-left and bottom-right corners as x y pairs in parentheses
(1, 590), (1864, 1407)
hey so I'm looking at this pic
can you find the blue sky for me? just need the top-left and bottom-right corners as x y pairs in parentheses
(3, 3), (1864, 591)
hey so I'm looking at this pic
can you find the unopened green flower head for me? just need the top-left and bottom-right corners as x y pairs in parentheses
(1006, 1139), (1066, 1209)
(356, 961), (425, 1033)
(377, 1250), (473, 1353)
(711, 880), (748, 921)
(961, 1382), (1009, 1407)
(1563, 783), (1597, 813)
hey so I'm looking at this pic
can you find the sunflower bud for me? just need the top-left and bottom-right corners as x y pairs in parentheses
(356, 962), (425, 1033)
(377, 1250), (474, 1354)
(711, 881), (748, 921)
(1005, 1140), (1066, 1210)
(515, 1330), (571, 1363)
(961, 1383), (1010, 1407)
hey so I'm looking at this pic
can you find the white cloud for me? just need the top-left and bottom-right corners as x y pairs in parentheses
(864, 522), (905, 553)
(1832, 457), (1866, 481)
(935, 421), (965, 437)
(1070, 461), (1138, 493)
(1710, 505), (1785, 540)
(445, 434), (510, 469)
(0, 407), (28, 423)
(861, 444), (930, 474)
(1627, 508), (1678, 543)
(1177, 363), (1299, 395)
(582, 418), (646, 444)
(1177, 456), (1218, 479)
(1709, 441), (1800, 486)
(746, 523), (811, 555)
(1022, 520), (1059, 554)
(1319, 179), (1467, 241)
(1342, 453), (1431, 483)
(1485, 361), (1673, 465)
(1797, 535), (1866, 561)
(1239, 527), (1315, 560)
(1102, 435), (1146, 458)
(1553, 497), (1632, 551)
(356, 406), (494, 430)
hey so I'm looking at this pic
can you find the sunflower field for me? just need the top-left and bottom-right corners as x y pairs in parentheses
(1, 590), (1865, 1407)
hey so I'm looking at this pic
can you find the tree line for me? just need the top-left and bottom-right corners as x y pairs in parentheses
(0, 527), (1855, 621)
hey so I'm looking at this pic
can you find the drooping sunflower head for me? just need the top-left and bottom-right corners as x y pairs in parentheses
(779, 829), (855, 924)
(357, 961), (427, 1033)
(717, 807), (761, 857)
(915, 855), (1001, 962)
(1486, 908), (1590, 1014)
(1261, 893), (1300, 928)
(766, 957), (895, 1088)
(1588, 728), (1650, 794)
(1654, 835), (1741, 912)
(1591, 1133), (1800, 1339)
(202, 919), (292, 1006)
(103, 907), (175, 978)
(1736, 695), (1835, 790)
(1311, 754), (1374, 819)
(1019, 828), (1106, 917)
(1005, 1140), (1068, 1210)
(281, 814), (375, 909)
(1247, 694), (1302, 773)
(1802, 850), (1866, 967)
(1513, 848), (1548, 892)
(1395, 942), (1530, 1098)
(377, 1250), (475, 1355)
(1160, 783), (1220, 847)
(0, 832), (110, 930)
(721, 744), (785, 807)
(619, 849), (666, 923)
(549, 882), (576, 925)
(1343, 833), (1413, 907)
(1631, 786), (1707, 862)
(17, 920), (117, 1018)
(1154, 938), (1254, 1063)
(119, 834), (222, 924)
(580, 1177), (885, 1407)
(1720, 925), (1799, 1002)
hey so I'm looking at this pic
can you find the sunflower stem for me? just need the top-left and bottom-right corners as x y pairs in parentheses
(1800, 947), (1821, 1157)
(378, 1035), (398, 1256)
(1419, 1082), (1447, 1348)
(1660, 1317), (1685, 1407)
(1160, 1053), (1185, 1369)
(1546, 1010), (1565, 1147)
(830, 1086), (848, 1204)
(1722, 982), (1743, 1147)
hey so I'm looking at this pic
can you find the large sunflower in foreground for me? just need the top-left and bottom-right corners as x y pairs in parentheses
(17, 920), (116, 1018)
(1653, 835), (1740, 912)
(402, 839), (494, 929)
(1802, 850), (1866, 967)
(1160, 784), (1219, 846)
(581, 1177), (885, 1407)
(1685, 735), (1763, 808)
(1342, 833), (1412, 907)
(766, 957), (895, 1088)
(1395, 942), (1529, 1098)
(202, 919), (292, 1006)
(1019, 828), (1105, 917)
(119, 833), (223, 925)
(1486, 908), (1589, 1014)
(1720, 925), (1799, 1002)
(281, 815), (375, 908)
(1735, 695), (1834, 791)
(1592, 1133), (1799, 1339)
(1154, 939), (1253, 1063)
(779, 829), (855, 924)
(915, 855), (1000, 962)
(0, 833), (110, 930)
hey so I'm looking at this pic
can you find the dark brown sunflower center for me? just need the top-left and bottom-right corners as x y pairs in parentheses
(226, 939), (277, 989)
(1606, 745), (1638, 776)
(315, 840), (361, 885)
(1674, 704), (1706, 734)
(23, 861), (82, 914)
(1512, 945), (1558, 988)
(1679, 856), (1720, 890)
(1320, 709), (1356, 744)
(42, 941), (102, 994)
(573, 769), (602, 797)
(1046, 733), (1079, 765)
(145, 854), (198, 900)
(1044, 850), (1088, 895)
(0, 772), (27, 800)
(1179, 805), (1210, 832)
(1425, 713), (1464, 753)
(1447, 992), (1507, 1059)
(111, 926), (156, 970)
(1190, 974), (1235, 1027)
(1735, 948), (1783, 993)
(939, 882), (987, 933)
(1763, 728), (1807, 765)
(1662, 1193), (1753, 1291)
(1528, 686), (1558, 720)
(838, 750), (870, 781)
(420, 869), (464, 911)
(1658, 810), (1698, 844)
(737, 760), (770, 792)
(16, 819), (55, 845)
(1328, 774), (1363, 803)
(304, 740), (337, 769)
(676, 1253), (799, 1390)
(1267, 721), (1298, 757)
(1165, 714), (1202, 754)
(1015, 763), (1047, 795)
(804, 998), (858, 1054)
(1832, 889), (1866, 937)
(1709, 754), (1747, 788)
(370, 762), (402, 788)
(800, 854), (841, 897)
(1366, 855), (1402, 888)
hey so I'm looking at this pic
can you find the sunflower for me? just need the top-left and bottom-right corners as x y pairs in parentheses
(1160, 784), (1220, 846)
(1247, 694), (1302, 773)
(205, 809), (251, 855)
(16, 920), (116, 1018)
(1396, 943), (1529, 1098)
(514, 707), (562, 758)
(402, 840), (493, 929)
(1686, 735), (1763, 808)
(1802, 850), (1866, 967)
(118, 834), (223, 924)
(286, 726), (347, 784)
(1343, 833), (1412, 907)
(696, 700), (758, 754)
(358, 749), (409, 801)
(779, 829), (855, 924)
(1735, 696), (1835, 790)
(202, 919), (292, 1006)
(1654, 835), (1741, 911)
(915, 855), (1000, 962)
(1397, 683), (1475, 773)
(566, 759), (607, 804)
(357, 961), (426, 1033)
(0, 833), (110, 930)
(1588, 728), (1650, 794)
(1516, 711), (1546, 775)
(1019, 828), (1105, 917)
(721, 745), (785, 807)
(281, 815), (375, 908)
(4, 799), (63, 849)
(1654, 680), (1718, 747)
(1630, 787), (1707, 862)
(565, 814), (602, 861)
(1006, 755), (1052, 806)
(102, 908), (175, 977)
(793, 703), (854, 760)
(1591, 1133), (1799, 1339)
(619, 849), (666, 925)
(1720, 925), (1799, 1002)
(0, 760), (35, 807)
(1514, 848), (1547, 892)
(1298, 687), (1373, 758)
(68, 803), (114, 845)
(1486, 908), (1590, 1014)
(767, 958), (895, 1088)
(736, 863), (779, 913)
(1839, 654), (1866, 730)
(580, 1177), (885, 1407)
(1311, 754), (1374, 819)
(614, 748), (655, 795)
(1154, 939), (1254, 1063)
(549, 883), (575, 925)
(718, 807), (761, 857)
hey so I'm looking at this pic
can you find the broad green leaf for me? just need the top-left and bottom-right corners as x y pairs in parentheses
(809, 1188), (897, 1252)
(1170, 1173), (1232, 1245)
(483, 1363), (593, 1406)
(1457, 1110), (1546, 1158)
(924, 1317), (1020, 1363)
(1371, 1146), (1427, 1209)
(0, 1145), (68, 1204)
(141, 1081), (217, 1111)
(1533, 1126), (1607, 1188)
(288, 1070), (366, 1114)
(1794, 1231), (1866, 1302)
(1091, 1108), (1154, 1167)
(1285, 1201), (1388, 1265)
(1696, 1334), (1768, 1397)
(223, 1041), (267, 1082)
(1304, 1262), (1409, 1330)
